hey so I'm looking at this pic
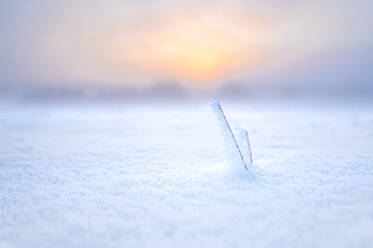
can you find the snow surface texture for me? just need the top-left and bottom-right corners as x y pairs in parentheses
(1, 102), (373, 248)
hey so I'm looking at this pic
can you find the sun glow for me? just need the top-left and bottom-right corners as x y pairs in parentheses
(154, 29), (242, 82)
(40, 6), (276, 86)
(118, 14), (276, 84)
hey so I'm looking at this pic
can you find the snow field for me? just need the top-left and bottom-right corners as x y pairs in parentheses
(0, 102), (373, 247)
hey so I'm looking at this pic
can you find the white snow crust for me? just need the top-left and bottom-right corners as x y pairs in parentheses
(0, 102), (373, 248)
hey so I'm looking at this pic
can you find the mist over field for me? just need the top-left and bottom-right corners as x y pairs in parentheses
(1, 0), (373, 103)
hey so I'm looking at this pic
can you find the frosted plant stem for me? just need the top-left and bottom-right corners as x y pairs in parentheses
(236, 127), (253, 165)
(211, 101), (248, 171)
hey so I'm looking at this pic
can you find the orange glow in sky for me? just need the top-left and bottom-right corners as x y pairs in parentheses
(39, 8), (277, 86)
(5, 1), (342, 88)
(123, 17), (271, 83)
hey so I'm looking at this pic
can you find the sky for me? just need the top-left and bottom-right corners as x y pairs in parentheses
(1, 0), (373, 101)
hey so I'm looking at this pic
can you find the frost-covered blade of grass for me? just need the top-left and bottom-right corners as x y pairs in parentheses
(210, 101), (248, 173)
(236, 127), (253, 166)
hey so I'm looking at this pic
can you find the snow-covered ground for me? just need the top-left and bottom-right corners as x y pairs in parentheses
(1, 102), (373, 248)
